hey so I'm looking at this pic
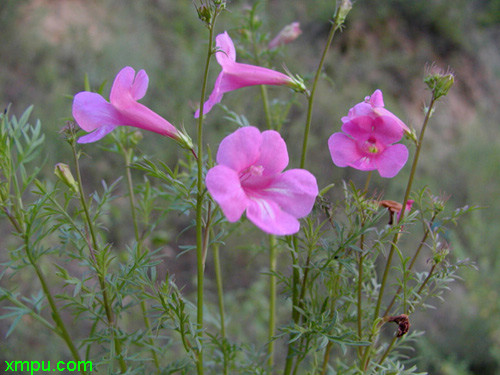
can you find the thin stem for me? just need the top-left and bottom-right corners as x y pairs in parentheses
(382, 213), (437, 317)
(283, 240), (300, 375)
(373, 94), (437, 321)
(363, 171), (372, 193)
(320, 342), (334, 375)
(378, 263), (437, 366)
(365, 92), (438, 371)
(212, 240), (228, 375)
(22, 233), (86, 374)
(357, 252), (365, 358)
(268, 235), (277, 368)
(120, 142), (160, 372)
(300, 20), (339, 169)
(71, 144), (127, 373)
(195, 16), (218, 375)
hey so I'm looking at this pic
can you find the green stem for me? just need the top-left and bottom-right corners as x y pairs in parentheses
(382, 213), (437, 317)
(378, 263), (437, 366)
(195, 16), (218, 375)
(71, 144), (127, 373)
(120, 142), (160, 372)
(23, 234), (87, 374)
(268, 235), (277, 368)
(373, 94), (437, 322)
(283, 240), (300, 375)
(212, 240), (228, 375)
(300, 20), (339, 169)
(364, 92), (438, 371)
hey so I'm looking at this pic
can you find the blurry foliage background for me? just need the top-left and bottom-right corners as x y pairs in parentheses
(0, 0), (499, 374)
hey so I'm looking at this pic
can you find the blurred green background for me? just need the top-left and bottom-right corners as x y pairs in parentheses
(1, 0), (499, 373)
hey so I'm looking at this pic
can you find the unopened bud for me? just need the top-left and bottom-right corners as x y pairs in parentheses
(424, 65), (455, 99)
(54, 163), (79, 193)
(268, 22), (302, 49)
(129, 130), (143, 146)
(335, 0), (352, 26)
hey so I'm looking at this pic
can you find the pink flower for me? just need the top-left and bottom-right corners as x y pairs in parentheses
(268, 22), (302, 49)
(206, 126), (318, 235)
(195, 32), (300, 118)
(342, 89), (410, 134)
(328, 115), (409, 178)
(73, 66), (181, 144)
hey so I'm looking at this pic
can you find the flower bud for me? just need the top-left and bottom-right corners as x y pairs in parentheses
(268, 22), (302, 49)
(424, 66), (455, 100)
(334, 0), (352, 26)
(54, 163), (79, 193)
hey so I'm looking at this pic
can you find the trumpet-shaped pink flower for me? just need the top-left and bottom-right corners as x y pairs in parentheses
(206, 126), (318, 235)
(195, 32), (298, 118)
(268, 22), (302, 49)
(342, 89), (410, 134)
(328, 115), (408, 178)
(73, 66), (181, 144)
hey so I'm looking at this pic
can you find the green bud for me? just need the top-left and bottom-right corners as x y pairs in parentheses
(54, 163), (79, 193)
(129, 130), (143, 146)
(334, 0), (352, 26)
(196, 5), (212, 26)
(424, 67), (455, 100)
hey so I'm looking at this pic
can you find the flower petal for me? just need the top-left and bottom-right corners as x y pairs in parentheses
(260, 169), (318, 218)
(206, 165), (249, 222)
(256, 130), (289, 176)
(130, 69), (149, 100)
(369, 89), (384, 107)
(246, 197), (300, 235)
(371, 116), (404, 144)
(77, 124), (118, 144)
(221, 62), (292, 90)
(215, 31), (237, 66)
(110, 66), (136, 104)
(72, 92), (122, 132)
(341, 116), (374, 138)
(328, 132), (363, 167)
(216, 126), (261, 172)
(375, 144), (409, 178)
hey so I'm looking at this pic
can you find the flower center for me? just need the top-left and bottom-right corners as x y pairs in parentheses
(363, 137), (379, 154)
(240, 165), (264, 183)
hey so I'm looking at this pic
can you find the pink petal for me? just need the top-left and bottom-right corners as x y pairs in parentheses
(328, 133), (361, 168)
(328, 133), (376, 171)
(221, 62), (292, 90)
(72, 92), (122, 132)
(260, 169), (318, 218)
(341, 102), (372, 123)
(215, 31), (237, 66)
(216, 126), (261, 172)
(115, 100), (179, 138)
(256, 130), (289, 176)
(342, 116), (403, 145)
(373, 107), (410, 133)
(77, 124), (118, 144)
(369, 89), (384, 107)
(371, 116), (404, 144)
(130, 69), (149, 100)
(341, 116), (374, 138)
(375, 143), (409, 178)
(206, 165), (249, 222)
(110, 66), (136, 104)
(246, 197), (300, 235)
